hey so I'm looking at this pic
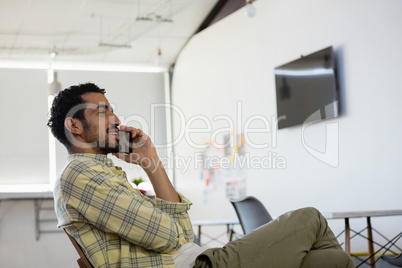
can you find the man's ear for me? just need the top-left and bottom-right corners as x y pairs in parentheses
(65, 117), (83, 135)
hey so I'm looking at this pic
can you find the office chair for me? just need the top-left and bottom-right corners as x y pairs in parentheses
(64, 229), (94, 268)
(230, 196), (273, 235)
(379, 231), (402, 267)
(381, 254), (402, 267)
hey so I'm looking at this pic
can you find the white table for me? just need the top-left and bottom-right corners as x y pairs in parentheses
(323, 210), (402, 268)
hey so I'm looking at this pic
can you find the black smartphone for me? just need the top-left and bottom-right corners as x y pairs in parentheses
(118, 130), (133, 154)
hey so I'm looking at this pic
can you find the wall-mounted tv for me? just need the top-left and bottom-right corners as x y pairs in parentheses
(274, 46), (339, 129)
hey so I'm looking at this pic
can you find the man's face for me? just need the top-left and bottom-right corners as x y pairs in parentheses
(80, 92), (121, 154)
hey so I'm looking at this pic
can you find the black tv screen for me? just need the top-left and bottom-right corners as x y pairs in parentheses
(274, 46), (339, 129)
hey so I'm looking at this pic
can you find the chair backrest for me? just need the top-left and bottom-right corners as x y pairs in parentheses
(64, 229), (94, 268)
(230, 196), (273, 235)
(381, 253), (402, 267)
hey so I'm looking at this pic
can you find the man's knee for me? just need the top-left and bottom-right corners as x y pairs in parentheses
(290, 207), (327, 230)
(298, 207), (320, 214)
(293, 207), (321, 219)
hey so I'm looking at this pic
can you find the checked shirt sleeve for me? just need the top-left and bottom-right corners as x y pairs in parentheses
(57, 158), (193, 254)
(155, 194), (195, 248)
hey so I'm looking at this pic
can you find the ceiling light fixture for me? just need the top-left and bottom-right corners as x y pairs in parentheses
(47, 50), (62, 96)
(245, 0), (256, 18)
(47, 50), (57, 84)
(136, 0), (173, 22)
(48, 71), (62, 96)
(98, 43), (132, 48)
(154, 48), (164, 66)
(98, 16), (132, 49)
(162, 0), (174, 23)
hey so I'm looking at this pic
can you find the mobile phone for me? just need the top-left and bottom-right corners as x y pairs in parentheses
(118, 130), (133, 154)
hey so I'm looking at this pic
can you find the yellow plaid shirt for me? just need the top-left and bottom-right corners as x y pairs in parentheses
(54, 154), (194, 268)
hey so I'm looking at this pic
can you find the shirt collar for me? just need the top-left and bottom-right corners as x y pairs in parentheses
(67, 153), (115, 168)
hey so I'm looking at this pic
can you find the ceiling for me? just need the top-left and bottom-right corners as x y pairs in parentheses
(0, 0), (218, 66)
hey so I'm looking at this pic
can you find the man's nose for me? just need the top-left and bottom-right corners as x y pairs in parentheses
(110, 112), (121, 125)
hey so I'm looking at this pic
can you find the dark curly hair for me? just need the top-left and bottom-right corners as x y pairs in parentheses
(47, 83), (106, 149)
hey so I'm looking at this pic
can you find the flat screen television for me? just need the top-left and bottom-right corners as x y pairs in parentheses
(274, 46), (339, 129)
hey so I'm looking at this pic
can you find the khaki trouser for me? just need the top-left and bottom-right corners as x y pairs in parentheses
(194, 207), (354, 268)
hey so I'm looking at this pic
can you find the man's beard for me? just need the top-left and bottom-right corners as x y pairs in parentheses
(83, 124), (119, 154)
(98, 140), (119, 154)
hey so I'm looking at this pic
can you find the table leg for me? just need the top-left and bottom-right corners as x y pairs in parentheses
(367, 217), (375, 268)
(229, 229), (234, 241)
(345, 218), (350, 254)
(198, 225), (202, 245)
(226, 224), (231, 241)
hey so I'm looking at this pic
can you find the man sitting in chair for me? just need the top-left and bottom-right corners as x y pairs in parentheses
(48, 83), (354, 268)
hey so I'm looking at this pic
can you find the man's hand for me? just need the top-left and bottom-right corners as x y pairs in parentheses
(113, 125), (159, 170)
(113, 125), (180, 203)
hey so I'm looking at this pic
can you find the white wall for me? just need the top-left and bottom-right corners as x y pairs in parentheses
(171, 0), (402, 250)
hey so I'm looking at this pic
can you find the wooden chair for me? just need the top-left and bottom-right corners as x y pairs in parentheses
(64, 229), (94, 268)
